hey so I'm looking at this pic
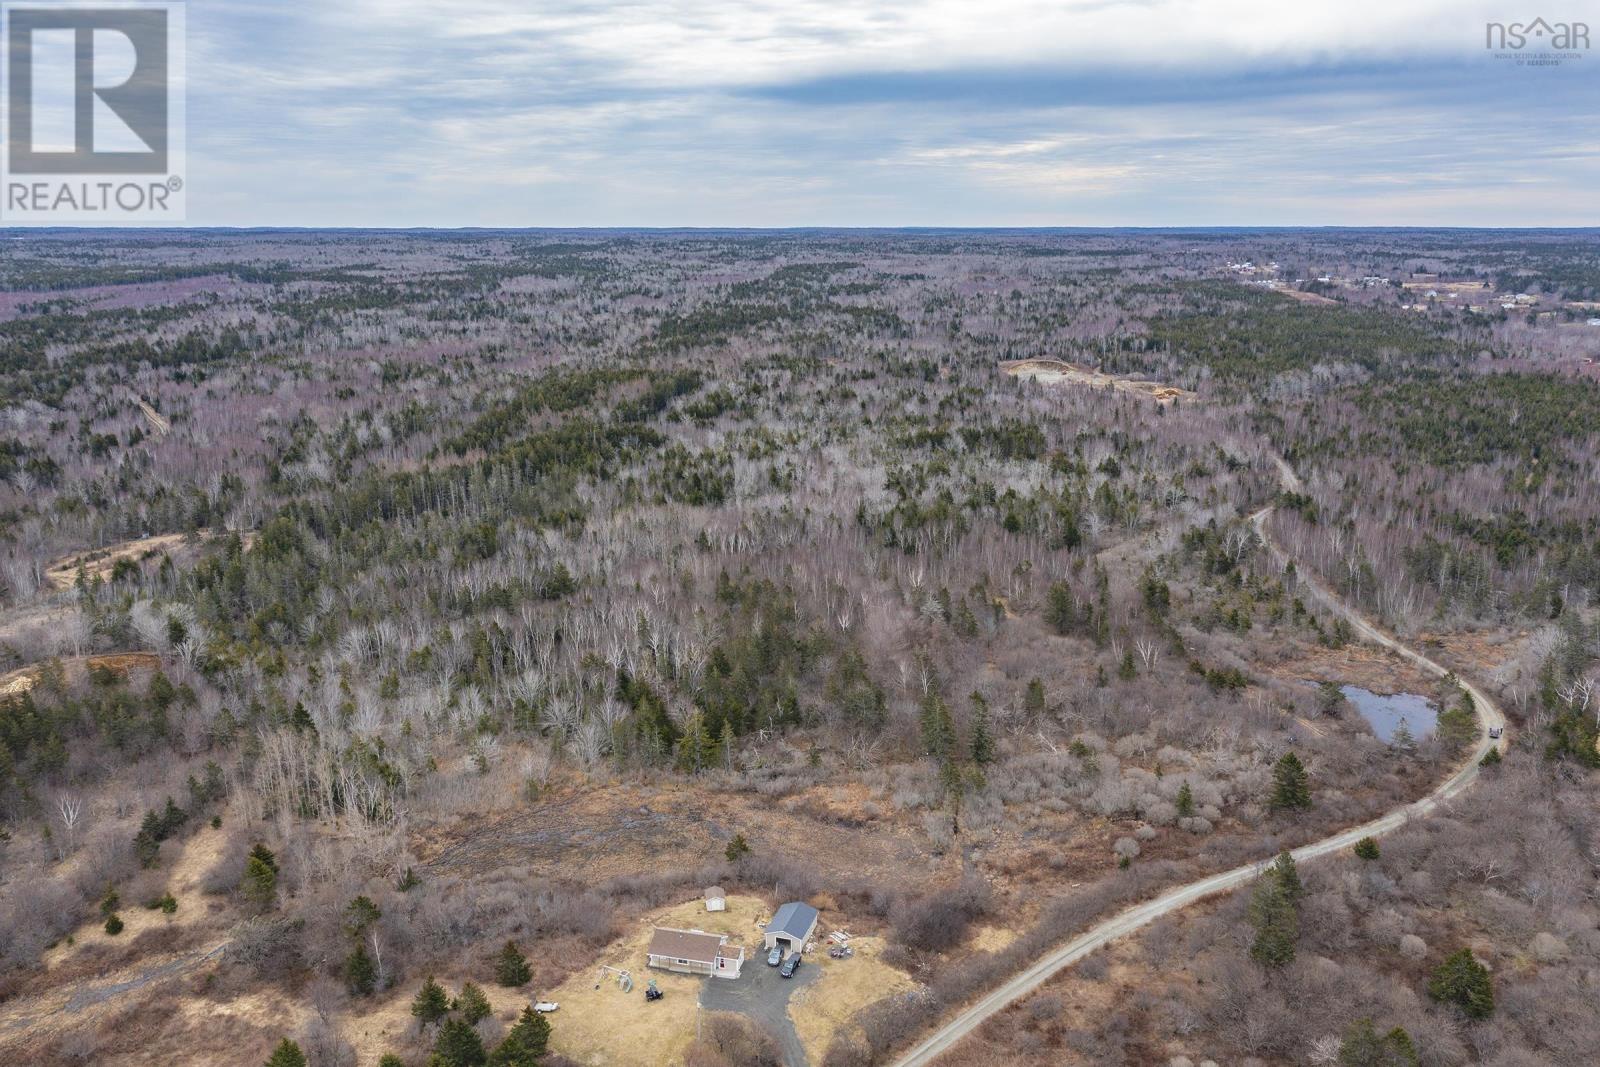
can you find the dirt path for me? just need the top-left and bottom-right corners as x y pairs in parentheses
(0, 942), (228, 1042)
(136, 397), (171, 436)
(891, 454), (1508, 1067)
(0, 819), (234, 1049)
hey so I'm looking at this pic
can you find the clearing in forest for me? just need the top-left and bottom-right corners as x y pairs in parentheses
(0, 652), (161, 698)
(1001, 360), (1194, 404)
(44, 530), (252, 590)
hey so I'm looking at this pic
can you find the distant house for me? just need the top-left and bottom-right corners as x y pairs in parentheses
(705, 886), (726, 912)
(763, 902), (819, 954)
(646, 927), (743, 979)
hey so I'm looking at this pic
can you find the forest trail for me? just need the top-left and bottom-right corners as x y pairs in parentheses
(890, 453), (1509, 1067)
(0, 820), (235, 1046)
(136, 397), (171, 436)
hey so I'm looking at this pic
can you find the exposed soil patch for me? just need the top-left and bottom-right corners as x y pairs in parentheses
(0, 651), (161, 698)
(1278, 288), (1341, 306)
(1001, 360), (1195, 405)
(45, 529), (254, 590)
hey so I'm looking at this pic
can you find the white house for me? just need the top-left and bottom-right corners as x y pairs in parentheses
(646, 927), (743, 979)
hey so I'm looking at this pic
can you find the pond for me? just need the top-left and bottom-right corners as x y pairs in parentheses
(1340, 685), (1437, 743)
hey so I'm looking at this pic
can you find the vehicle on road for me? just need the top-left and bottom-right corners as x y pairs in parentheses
(780, 954), (801, 978)
(1488, 726), (1503, 739)
(767, 946), (784, 966)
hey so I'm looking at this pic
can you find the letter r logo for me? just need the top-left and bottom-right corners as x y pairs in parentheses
(6, 7), (168, 174)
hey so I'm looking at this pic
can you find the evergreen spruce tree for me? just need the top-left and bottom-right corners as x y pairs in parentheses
(265, 1039), (308, 1067)
(344, 895), (382, 938)
(953, 598), (979, 638)
(673, 714), (710, 774)
(968, 692), (995, 765)
(433, 1017), (488, 1067)
(507, 1005), (551, 1055)
(242, 853), (278, 910)
(1118, 649), (1137, 680)
(488, 1006), (552, 1066)
(1269, 751), (1312, 811)
(1354, 836), (1381, 861)
(495, 941), (532, 987)
(1380, 1027), (1420, 1067)
(724, 832), (750, 862)
(1044, 580), (1076, 635)
(1428, 948), (1494, 1019)
(456, 981), (492, 1025)
(919, 694), (955, 762)
(1435, 692), (1478, 753)
(1175, 781), (1195, 818)
(1248, 878), (1297, 968)
(412, 976), (451, 1029)
(1338, 1019), (1419, 1067)
(1023, 677), (1046, 718)
(1269, 849), (1302, 902)
(345, 942), (377, 995)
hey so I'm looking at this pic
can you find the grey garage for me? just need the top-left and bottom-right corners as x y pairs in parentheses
(763, 901), (819, 954)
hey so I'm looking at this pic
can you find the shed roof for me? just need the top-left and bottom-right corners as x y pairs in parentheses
(705, 886), (725, 898)
(766, 901), (819, 940)
(648, 927), (723, 965)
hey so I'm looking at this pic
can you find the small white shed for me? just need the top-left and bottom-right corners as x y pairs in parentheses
(705, 886), (727, 912)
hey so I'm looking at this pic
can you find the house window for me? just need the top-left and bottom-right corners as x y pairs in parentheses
(678, 958), (688, 964)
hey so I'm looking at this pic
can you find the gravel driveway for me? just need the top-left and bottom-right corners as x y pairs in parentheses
(700, 953), (820, 1067)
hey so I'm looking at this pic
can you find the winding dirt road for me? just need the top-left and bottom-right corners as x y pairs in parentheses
(892, 456), (1509, 1067)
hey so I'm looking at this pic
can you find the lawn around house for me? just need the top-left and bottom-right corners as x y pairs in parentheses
(545, 893), (767, 1066)
(544, 892), (920, 1066)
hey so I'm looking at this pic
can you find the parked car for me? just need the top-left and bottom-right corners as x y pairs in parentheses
(1487, 726), (1503, 739)
(533, 1002), (559, 1013)
(780, 954), (801, 978)
(767, 945), (784, 966)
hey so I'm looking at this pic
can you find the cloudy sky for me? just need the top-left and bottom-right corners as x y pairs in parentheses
(181, 0), (1598, 226)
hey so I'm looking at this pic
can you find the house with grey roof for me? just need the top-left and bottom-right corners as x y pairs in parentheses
(646, 926), (743, 979)
(763, 901), (819, 954)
